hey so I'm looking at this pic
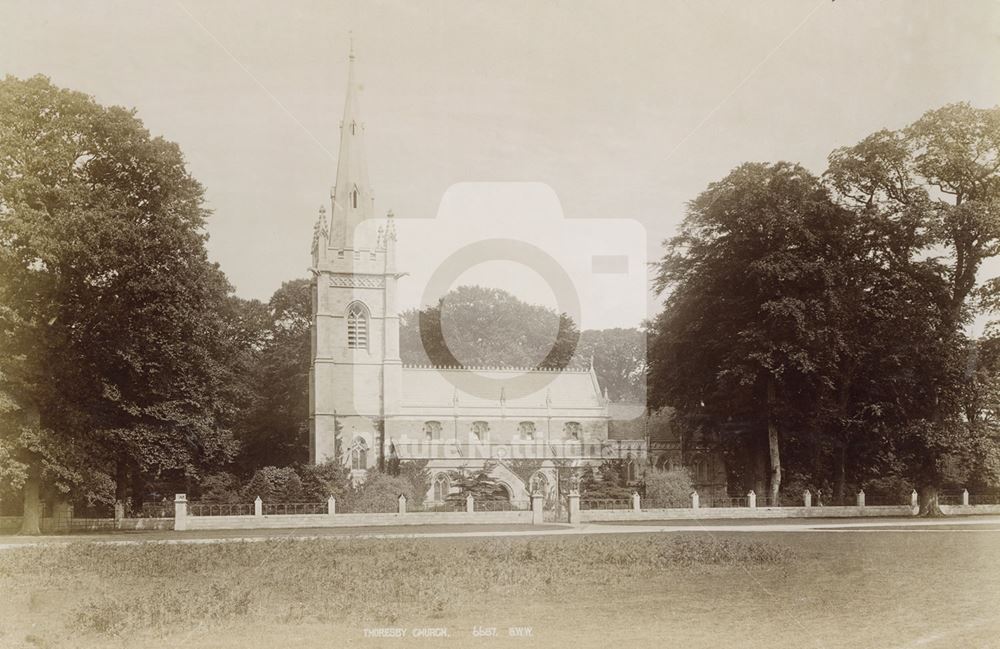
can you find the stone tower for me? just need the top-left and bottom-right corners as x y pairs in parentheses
(309, 45), (401, 474)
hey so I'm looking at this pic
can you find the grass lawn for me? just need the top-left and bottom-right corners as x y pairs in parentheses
(0, 530), (997, 648)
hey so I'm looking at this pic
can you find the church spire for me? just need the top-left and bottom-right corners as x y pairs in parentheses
(329, 38), (374, 249)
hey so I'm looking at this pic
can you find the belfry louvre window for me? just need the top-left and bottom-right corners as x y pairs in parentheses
(347, 303), (369, 349)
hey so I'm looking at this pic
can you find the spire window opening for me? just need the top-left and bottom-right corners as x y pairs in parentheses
(351, 189), (359, 209)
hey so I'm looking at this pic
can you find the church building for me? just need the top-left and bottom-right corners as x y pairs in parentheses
(308, 48), (647, 506)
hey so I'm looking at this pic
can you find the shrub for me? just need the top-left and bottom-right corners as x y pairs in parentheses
(641, 467), (693, 507)
(862, 475), (915, 505)
(297, 460), (352, 502)
(779, 475), (818, 505)
(579, 464), (632, 499)
(348, 472), (421, 512)
(448, 462), (509, 501)
(396, 460), (431, 501)
(242, 466), (304, 503)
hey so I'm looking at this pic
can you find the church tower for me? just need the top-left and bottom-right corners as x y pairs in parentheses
(309, 44), (402, 474)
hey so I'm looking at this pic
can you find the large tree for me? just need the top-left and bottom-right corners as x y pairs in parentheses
(399, 285), (646, 402)
(649, 162), (861, 505)
(0, 75), (242, 532)
(576, 328), (646, 403)
(234, 279), (312, 471)
(400, 285), (580, 369)
(826, 103), (1000, 513)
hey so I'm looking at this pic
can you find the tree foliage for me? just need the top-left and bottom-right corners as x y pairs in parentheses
(399, 285), (646, 401)
(400, 285), (580, 369)
(233, 279), (312, 471)
(641, 467), (694, 507)
(648, 103), (1000, 513)
(0, 75), (246, 531)
(447, 460), (509, 501)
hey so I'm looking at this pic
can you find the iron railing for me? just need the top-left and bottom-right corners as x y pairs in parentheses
(140, 502), (175, 518)
(262, 502), (328, 516)
(700, 496), (749, 508)
(580, 498), (631, 510)
(937, 493), (964, 506)
(339, 500), (402, 514)
(187, 503), (255, 517)
(970, 494), (1000, 505)
(413, 500), (465, 513)
(643, 499), (691, 509)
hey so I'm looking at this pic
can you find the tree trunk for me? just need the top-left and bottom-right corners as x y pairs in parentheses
(919, 485), (945, 517)
(767, 424), (781, 506)
(19, 470), (42, 536)
(767, 379), (781, 506)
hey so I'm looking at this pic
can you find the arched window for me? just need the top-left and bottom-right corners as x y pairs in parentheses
(528, 471), (548, 495)
(693, 457), (708, 482)
(350, 121), (357, 135)
(350, 437), (369, 471)
(563, 421), (582, 441)
(347, 302), (368, 349)
(351, 188), (359, 209)
(471, 421), (489, 443)
(625, 457), (637, 484)
(424, 420), (442, 441)
(518, 421), (536, 440)
(433, 473), (449, 502)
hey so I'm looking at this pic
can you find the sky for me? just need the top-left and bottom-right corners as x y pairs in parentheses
(1, 0), (998, 330)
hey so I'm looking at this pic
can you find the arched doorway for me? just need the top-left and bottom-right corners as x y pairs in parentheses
(495, 482), (514, 502)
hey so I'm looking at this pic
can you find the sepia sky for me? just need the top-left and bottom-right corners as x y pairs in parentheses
(1, 0), (998, 330)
